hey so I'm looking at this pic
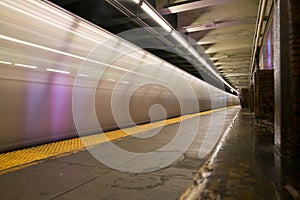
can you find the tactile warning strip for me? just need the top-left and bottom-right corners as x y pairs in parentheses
(0, 106), (239, 174)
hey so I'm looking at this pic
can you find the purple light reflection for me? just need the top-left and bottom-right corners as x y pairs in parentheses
(25, 72), (51, 140)
(267, 30), (273, 69)
(49, 74), (73, 135)
(25, 71), (73, 141)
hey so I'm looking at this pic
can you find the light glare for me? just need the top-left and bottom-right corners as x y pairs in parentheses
(171, 31), (189, 49)
(141, 3), (172, 32)
(47, 68), (70, 74)
(15, 63), (37, 69)
(78, 73), (88, 77)
(0, 60), (12, 65)
(188, 47), (200, 58)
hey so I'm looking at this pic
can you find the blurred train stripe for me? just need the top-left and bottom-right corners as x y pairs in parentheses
(0, 106), (239, 175)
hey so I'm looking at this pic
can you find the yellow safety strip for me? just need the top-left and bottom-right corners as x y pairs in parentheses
(0, 106), (239, 174)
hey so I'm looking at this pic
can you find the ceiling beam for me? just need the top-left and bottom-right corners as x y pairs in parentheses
(220, 70), (249, 73)
(229, 79), (249, 82)
(215, 61), (250, 65)
(179, 17), (256, 33)
(232, 82), (248, 84)
(223, 78), (248, 80)
(219, 66), (249, 69)
(233, 84), (249, 86)
(158, 0), (234, 15)
(228, 77), (249, 79)
(232, 82), (249, 85)
(225, 73), (249, 77)
(217, 66), (250, 69)
(198, 34), (253, 44)
(220, 66), (249, 69)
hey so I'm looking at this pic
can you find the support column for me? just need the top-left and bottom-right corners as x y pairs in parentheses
(249, 83), (255, 112)
(274, 0), (300, 155)
(254, 69), (274, 120)
(240, 88), (249, 108)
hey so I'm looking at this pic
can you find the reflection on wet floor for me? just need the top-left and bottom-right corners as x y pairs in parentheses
(181, 109), (300, 200)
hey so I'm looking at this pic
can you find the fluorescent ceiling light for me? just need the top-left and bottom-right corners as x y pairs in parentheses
(141, 2), (172, 32)
(188, 47), (200, 59)
(47, 68), (70, 74)
(15, 63), (37, 69)
(171, 31), (189, 49)
(198, 57), (208, 65)
(131, 0), (140, 3)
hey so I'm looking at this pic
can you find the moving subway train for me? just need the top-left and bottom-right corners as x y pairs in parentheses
(0, 0), (239, 152)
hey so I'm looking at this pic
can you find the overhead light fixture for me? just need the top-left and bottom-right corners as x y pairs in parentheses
(125, 1), (239, 94)
(15, 63), (37, 69)
(131, 0), (190, 49)
(47, 68), (70, 74)
(188, 47), (200, 59)
(171, 31), (189, 49)
(198, 57), (207, 65)
(139, 2), (172, 32)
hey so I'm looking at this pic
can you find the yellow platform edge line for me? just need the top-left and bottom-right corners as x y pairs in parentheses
(0, 105), (239, 173)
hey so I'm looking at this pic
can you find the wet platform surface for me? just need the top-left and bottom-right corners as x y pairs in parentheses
(0, 107), (240, 200)
(181, 109), (300, 200)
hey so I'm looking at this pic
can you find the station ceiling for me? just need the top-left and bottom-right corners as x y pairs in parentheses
(159, 0), (259, 89)
(51, 0), (259, 91)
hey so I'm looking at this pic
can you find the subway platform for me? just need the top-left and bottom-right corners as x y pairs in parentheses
(1, 107), (299, 200)
(181, 109), (300, 200)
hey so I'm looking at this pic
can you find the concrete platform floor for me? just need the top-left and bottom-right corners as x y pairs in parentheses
(181, 109), (300, 200)
(0, 107), (240, 200)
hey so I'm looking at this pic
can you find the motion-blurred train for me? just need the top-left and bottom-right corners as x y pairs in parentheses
(0, 0), (239, 152)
